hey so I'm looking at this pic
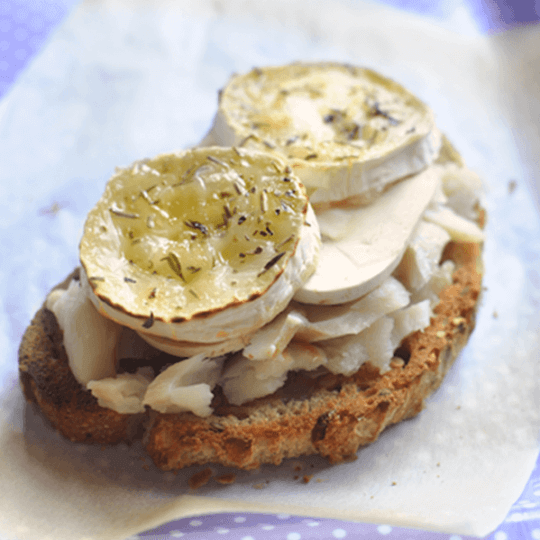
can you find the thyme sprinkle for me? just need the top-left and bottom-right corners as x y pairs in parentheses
(142, 312), (154, 329)
(260, 191), (267, 213)
(259, 252), (286, 275)
(141, 189), (159, 205)
(346, 123), (360, 140)
(305, 153), (318, 160)
(238, 215), (247, 225)
(109, 204), (139, 219)
(161, 252), (185, 281)
(271, 161), (281, 173)
(238, 134), (257, 147)
(277, 234), (295, 248)
(124, 277), (137, 283)
(370, 102), (400, 125)
(184, 220), (209, 235)
(89, 276), (105, 282)
(189, 289), (199, 299)
(207, 155), (228, 167)
(285, 135), (299, 146)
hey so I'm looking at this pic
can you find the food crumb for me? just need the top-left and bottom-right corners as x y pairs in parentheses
(252, 482), (266, 489)
(391, 481), (397, 486)
(493, 310), (498, 319)
(302, 475), (314, 484)
(315, 478), (325, 483)
(189, 467), (213, 489)
(508, 180), (517, 194)
(294, 475), (299, 480)
(215, 473), (236, 485)
(39, 201), (63, 216)
(436, 330), (446, 338)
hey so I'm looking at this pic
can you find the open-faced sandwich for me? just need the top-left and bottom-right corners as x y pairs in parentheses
(19, 62), (485, 471)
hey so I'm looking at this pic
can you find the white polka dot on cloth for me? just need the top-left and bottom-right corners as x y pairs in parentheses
(377, 524), (392, 535)
(215, 528), (229, 534)
(241, 537), (255, 540)
(332, 528), (347, 538)
(13, 26), (28, 41)
(261, 525), (275, 531)
(449, 536), (462, 540)
(169, 532), (184, 538)
(234, 516), (247, 523)
(286, 533), (301, 540)
(532, 530), (540, 540)
(189, 520), (203, 527)
(14, 48), (27, 60)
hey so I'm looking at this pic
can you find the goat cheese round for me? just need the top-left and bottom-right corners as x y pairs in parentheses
(204, 62), (441, 206)
(80, 147), (320, 343)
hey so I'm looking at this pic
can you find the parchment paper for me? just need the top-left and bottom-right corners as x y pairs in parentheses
(1, 1), (540, 539)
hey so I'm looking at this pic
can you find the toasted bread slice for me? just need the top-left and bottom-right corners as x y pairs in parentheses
(18, 239), (482, 470)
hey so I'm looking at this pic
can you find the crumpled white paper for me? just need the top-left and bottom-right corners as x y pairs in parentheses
(1, 1), (540, 539)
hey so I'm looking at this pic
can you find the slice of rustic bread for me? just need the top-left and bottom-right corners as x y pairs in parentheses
(18, 241), (482, 470)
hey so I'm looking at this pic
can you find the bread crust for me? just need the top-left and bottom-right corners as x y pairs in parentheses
(18, 242), (482, 470)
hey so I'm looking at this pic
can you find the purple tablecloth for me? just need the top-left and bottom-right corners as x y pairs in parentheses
(2, 1), (539, 539)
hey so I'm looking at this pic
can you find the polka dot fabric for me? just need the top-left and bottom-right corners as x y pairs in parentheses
(1, 1), (540, 540)
(132, 455), (540, 538)
(0, 0), (76, 98)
